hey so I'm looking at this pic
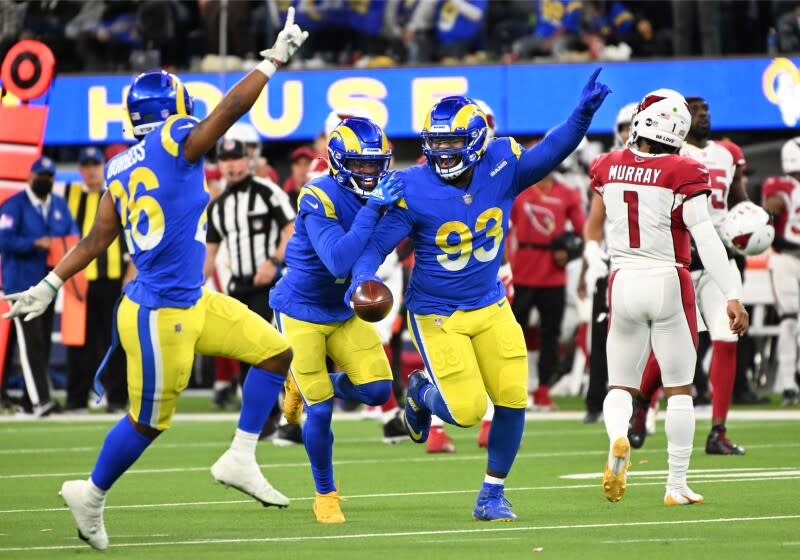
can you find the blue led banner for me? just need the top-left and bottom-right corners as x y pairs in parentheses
(2, 57), (798, 145)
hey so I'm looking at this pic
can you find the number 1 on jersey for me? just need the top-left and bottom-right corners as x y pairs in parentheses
(623, 190), (640, 248)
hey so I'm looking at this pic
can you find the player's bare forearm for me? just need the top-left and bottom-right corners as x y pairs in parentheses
(764, 194), (785, 216)
(184, 71), (269, 163)
(584, 192), (605, 243)
(54, 192), (121, 281)
(728, 167), (749, 206)
(274, 222), (295, 262)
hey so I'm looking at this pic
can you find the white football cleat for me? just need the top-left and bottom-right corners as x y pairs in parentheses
(60, 480), (108, 551)
(664, 487), (704, 506)
(211, 450), (289, 508)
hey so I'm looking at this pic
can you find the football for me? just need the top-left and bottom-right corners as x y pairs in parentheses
(351, 280), (393, 322)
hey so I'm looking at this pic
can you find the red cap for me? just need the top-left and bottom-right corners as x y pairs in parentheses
(290, 146), (317, 162)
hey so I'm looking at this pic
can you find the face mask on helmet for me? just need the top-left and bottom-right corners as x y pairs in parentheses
(614, 102), (639, 148)
(127, 70), (194, 139)
(422, 96), (488, 181)
(328, 117), (391, 198)
(628, 90), (691, 150)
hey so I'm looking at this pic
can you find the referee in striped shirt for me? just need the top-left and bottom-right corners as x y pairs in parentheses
(63, 147), (130, 412)
(204, 138), (295, 402)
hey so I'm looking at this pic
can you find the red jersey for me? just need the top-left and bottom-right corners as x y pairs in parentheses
(762, 175), (800, 249)
(510, 181), (585, 287)
(590, 148), (709, 269)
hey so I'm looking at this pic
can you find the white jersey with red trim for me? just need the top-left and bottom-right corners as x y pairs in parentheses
(590, 148), (710, 270)
(762, 175), (800, 247)
(680, 141), (735, 233)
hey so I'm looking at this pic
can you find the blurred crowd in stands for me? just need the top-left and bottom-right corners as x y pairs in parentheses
(2, 1), (800, 74)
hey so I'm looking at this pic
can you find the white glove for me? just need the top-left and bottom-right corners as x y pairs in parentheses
(583, 240), (609, 272)
(2, 272), (63, 321)
(257, 7), (309, 77)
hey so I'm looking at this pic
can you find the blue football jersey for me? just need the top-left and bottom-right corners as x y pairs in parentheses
(270, 175), (374, 323)
(357, 137), (526, 315)
(106, 115), (209, 308)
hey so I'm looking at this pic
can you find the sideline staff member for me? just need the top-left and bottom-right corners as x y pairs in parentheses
(0, 157), (77, 416)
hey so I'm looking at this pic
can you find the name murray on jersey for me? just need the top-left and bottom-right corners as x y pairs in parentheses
(107, 142), (146, 179)
(608, 164), (662, 184)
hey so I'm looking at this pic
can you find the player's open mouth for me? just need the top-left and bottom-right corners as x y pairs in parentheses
(361, 177), (378, 189)
(437, 155), (461, 169)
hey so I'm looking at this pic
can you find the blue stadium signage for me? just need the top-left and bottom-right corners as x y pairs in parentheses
(3, 57), (798, 144)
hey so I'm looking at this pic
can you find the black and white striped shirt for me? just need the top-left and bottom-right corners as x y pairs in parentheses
(206, 176), (295, 280)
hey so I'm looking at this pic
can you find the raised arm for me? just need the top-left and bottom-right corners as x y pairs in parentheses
(513, 69), (611, 194)
(183, 9), (308, 163)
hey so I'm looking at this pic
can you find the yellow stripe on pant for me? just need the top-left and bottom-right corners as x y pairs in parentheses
(119, 289), (290, 430)
(274, 312), (392, 405)
(407, 298), (528, 427)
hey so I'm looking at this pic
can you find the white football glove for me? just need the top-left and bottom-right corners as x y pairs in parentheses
(257, 7), (309, 77)
(2, 272), (63, 321)
(583, 240), (609, 272)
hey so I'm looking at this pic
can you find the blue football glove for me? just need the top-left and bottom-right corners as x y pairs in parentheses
(344, 273), (382, 308)
(577, 68), (612, 116)
(366, 170), (405, 209)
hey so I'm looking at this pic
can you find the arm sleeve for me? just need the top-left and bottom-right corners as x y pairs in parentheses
(303, 204), (383, 278)
(0, 200), (37, 255)
(512, 112), (591, 196)
(352, 206), (415, 279)
(683, 194), (742, 300)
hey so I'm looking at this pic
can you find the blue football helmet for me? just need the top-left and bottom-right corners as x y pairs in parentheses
(422, 96), (489, 180)
(126, 70), (194, 138)
(328, 117), (391, 198)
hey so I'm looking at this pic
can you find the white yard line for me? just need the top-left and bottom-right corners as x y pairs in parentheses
(0, 514), (798, 553)
(2, 409), (800, 425)
(1, 442), (798, 480)
(562, 467), (800, 480)
(2, 474), (799, 515)
(600, 537), (702, 544)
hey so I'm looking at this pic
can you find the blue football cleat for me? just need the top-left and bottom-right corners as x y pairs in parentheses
(472, 483), (517, 522)
(403, 370), (432, 443)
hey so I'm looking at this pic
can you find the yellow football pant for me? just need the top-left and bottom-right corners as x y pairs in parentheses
(119, 289), (289, 430)
(407, 298), (528, 427)
(274, 312), (392, 405)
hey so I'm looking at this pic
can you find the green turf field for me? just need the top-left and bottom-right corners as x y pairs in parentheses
(0, 413), (798, 559)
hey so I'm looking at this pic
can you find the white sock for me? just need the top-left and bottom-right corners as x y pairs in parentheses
(230, 428), (259, 457)
(482, 398), (494, 422)
(665, 394), (694, 491)
(603, 388), (632, 459)
(86, 479), (107, 502)
(430, 415), (444, 428)
(484, 474), (505, 486)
